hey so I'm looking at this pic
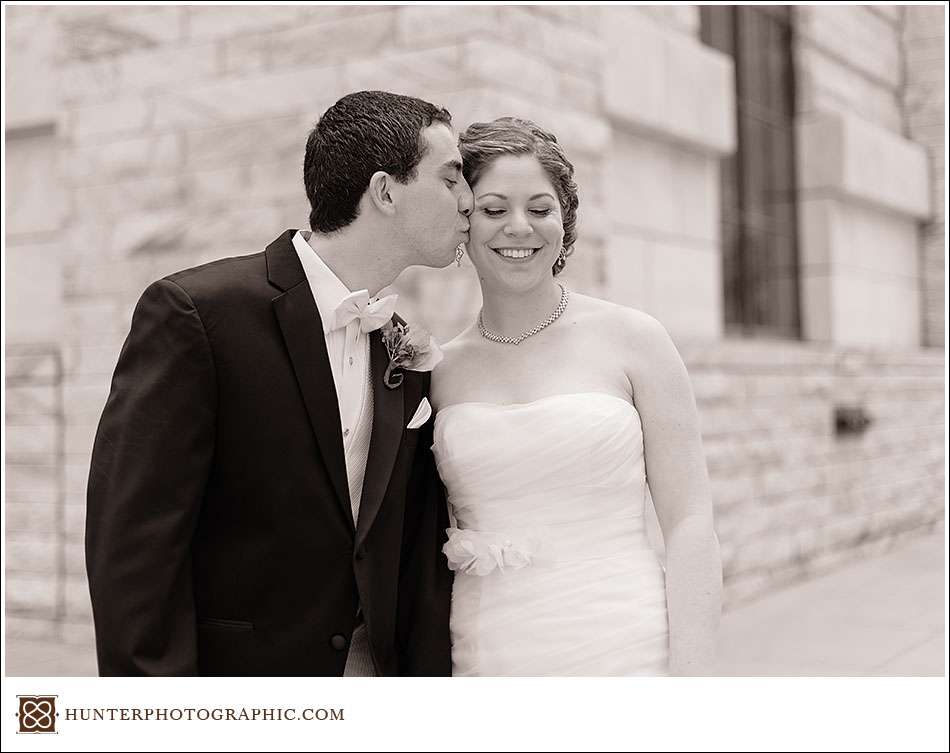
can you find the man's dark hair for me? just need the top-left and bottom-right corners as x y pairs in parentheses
(303, 90), (453, 233)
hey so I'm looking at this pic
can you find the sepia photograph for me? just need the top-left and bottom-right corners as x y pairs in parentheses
(3, 1), (946, 740)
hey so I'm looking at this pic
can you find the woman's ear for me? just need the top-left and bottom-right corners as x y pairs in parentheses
(367, 170), (397, 217)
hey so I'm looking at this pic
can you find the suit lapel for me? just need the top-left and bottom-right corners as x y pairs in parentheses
(267, 231), (354, 532)
(355, 328), (405, 548)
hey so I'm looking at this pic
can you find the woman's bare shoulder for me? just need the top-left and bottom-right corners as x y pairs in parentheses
(565, 293), (685, 397)
(568, 293), (670, 347)
(431, 325), (481, 409)
(435, 324), (482, 366)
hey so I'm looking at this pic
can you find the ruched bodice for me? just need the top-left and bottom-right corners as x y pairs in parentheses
(433, 392), (669, 676)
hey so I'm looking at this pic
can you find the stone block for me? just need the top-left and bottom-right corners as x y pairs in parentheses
(71, 97), (152, 143)
(5, 424), (60, 460)
(797, 110), (931, 220)
(58, 57), (121, 105)
(5, 6), (60, 128)
(691, 370), (743, 405)
(796, 44), (903, 132)
(6, 249), (64, 347)
(5, 613), (60, 642)
(5, 463), (59, 503)
(5, 384), (60, 421)
(558, 70), (600, 113)
(219, 31), (271, 75)
(5, 570), (58, 619)
(61, 301), (128, 342)
(602, 9), (735, 155)
(6, 503), (58, 535)
(268, 13), (397, 69)
(343, 46), (465, 97)
(116, 43), (218, 93)
(708, 473), (756, 510)
(7, 131), (68, 237)
(396, 5), (498, 47)
(65, 133), (182, 187)
(497, 6), (603, 74)
(62, 6), (186, 53)
(6, 533), (59, 574)
(185, 5), (305, 41)
(796, 6), (902, 88)
(75, 176), (186, 220)
(526, 4), (602, 34)
(183, 114), (307, 170)
(153, 66), (345, 130)
(605, 131), (719, 242)
(462, 39), (559, 102)
(603, 233), (650, 312)
(647, 240), (723, 340)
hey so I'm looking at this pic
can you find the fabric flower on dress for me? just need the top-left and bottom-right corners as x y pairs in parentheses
(443, 527), (541, 576)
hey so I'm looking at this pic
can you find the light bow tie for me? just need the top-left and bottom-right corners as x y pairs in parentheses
(331, 290), (398, 333)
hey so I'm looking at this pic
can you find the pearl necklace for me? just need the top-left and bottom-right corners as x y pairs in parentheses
(478, 283), (570, 345)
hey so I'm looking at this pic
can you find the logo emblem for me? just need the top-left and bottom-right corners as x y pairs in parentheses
(17, 696), (57, 734)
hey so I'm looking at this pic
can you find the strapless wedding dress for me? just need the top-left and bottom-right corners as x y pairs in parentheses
(432, 392), (669, 676)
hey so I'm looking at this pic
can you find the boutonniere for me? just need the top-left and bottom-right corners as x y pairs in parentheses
(380, 320), (444, 389)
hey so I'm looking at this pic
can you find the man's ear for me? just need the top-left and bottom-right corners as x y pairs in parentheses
(367, 170), (397, 217)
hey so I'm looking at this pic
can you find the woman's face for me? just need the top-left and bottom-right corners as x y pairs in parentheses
(466, 154), (564, 293)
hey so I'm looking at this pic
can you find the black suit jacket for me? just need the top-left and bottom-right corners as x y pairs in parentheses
(85, 230), (452, 676)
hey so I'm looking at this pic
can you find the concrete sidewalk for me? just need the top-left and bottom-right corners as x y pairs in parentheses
(716, 526), (946, 676)
(5, 528), (946, 677)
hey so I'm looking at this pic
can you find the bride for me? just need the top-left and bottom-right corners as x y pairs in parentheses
(429, 117), (722, 676)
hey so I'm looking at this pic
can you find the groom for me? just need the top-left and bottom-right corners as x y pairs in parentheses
(85, 91), (472, 676)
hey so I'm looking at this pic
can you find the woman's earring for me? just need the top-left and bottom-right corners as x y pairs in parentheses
(455, 243), (465, 267)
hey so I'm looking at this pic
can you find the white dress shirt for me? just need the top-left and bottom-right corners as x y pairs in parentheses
(292, 230), (375, 524)
(292, 231), (379, 676)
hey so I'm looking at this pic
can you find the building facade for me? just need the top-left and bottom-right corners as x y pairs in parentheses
(5, 5), (945, 649)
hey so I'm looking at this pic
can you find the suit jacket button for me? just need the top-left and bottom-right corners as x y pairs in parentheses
(330, 634), (348, 651)
(355, 546), (367, 561)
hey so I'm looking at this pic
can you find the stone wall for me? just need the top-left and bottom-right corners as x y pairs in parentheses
(795, 5), (932, 348)
(903, 5), (946, 348)
(6, 348), (68, 639)
(683, 339), (944, 603)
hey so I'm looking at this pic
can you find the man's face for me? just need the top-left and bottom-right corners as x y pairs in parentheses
(393, 124), (473, 268)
